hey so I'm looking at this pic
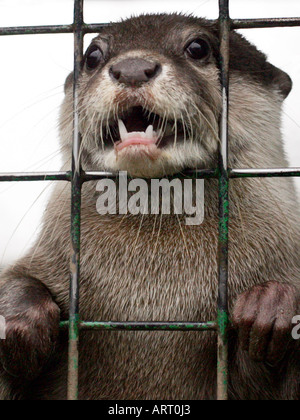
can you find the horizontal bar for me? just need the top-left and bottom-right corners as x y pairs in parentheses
(85, 168), (300, 181)
(60, 321), (217, 331)
(0, 172), (71, 182)
(84, 171), (121, 182)
(84, 23), (112, 33)
(84, 169), (218, 182)
(0, 25), (74, 36)
(0, 23), (110, 36)
(232, 17), (300, 29)
(1, 17), (300, 37)
(1, 168), (300, 183)
(230, 168), (300, 178)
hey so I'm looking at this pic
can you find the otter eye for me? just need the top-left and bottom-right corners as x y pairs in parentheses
(185, 39), (210, 60)
(86, 46), (103, 70)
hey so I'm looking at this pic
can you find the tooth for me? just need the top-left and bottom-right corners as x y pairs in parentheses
(128, 131), (146, 139)
(118, 119), (128, 140)
(145, 125), (154, 139)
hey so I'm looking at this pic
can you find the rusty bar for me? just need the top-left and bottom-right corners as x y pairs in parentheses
(0, 23), (110, 36)
(84, 23), (112, 33)
(232, 17), (300, 29)
(230, 168), (300, 178)
(0, 25), (74, 36)
(2, 167), (300, 184)
(67, 0), (84, 402)
(84, 168), (300, 181)
(0, 172), (71, 182)
(1, 17), (300, 37)
(217, 0), (230, 401)
(83, 168), (218, 182)
(78, 168), (300, 182)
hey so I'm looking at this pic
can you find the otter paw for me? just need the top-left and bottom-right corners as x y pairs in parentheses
(232, 281), (299, 366)
(0, 296), (60, 380)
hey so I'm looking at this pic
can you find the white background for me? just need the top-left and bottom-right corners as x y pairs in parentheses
(0, 0), (299, 265)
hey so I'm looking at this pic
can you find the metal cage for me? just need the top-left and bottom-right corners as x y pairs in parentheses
(0, 0), (300, 401)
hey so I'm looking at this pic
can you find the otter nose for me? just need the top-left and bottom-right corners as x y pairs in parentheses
(110, 58), (161, 86)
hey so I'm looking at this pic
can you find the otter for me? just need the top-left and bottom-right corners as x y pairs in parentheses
(0, 13), (299, 400)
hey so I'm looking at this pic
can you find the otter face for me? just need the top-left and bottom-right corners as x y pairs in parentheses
(61, 14), (292, 177)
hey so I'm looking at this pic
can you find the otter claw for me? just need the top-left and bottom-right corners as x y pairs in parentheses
(232, 281), (299, 365)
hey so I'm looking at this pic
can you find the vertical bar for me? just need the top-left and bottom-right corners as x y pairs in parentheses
(68, 0), (84, 401)
(217, 0), (230, 401)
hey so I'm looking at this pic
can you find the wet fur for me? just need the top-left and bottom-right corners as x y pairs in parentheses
(0, 14), (299, 400)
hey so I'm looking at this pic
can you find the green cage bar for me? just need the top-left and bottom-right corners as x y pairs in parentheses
(67, 0), (84, 401)
(217, 0), (230, 401)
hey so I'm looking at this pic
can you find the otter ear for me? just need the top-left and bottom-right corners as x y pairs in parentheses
(265, 62), (292, 99)
(64, 72), (74, 94)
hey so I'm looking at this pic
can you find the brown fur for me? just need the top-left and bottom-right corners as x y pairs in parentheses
(0, 14), (299, 400)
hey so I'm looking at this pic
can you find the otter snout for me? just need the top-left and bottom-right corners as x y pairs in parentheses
(109, 58), (162, 87)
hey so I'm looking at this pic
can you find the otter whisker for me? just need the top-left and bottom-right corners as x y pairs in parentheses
(78, 108), (97, 165)
(190, 102), (220, 146)
(172, 111), (178, 149)
(106, 98), (116, 146)
(28, 182), (70, 269)
(180, 111), (187, 148)
(1, 182), (53, 267)
(182, 102), (195, 143)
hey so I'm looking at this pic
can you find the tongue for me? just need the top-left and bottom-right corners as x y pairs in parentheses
(115, 119), (158, 151)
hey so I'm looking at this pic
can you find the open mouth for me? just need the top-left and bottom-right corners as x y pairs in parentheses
(103, 106), (185, 151)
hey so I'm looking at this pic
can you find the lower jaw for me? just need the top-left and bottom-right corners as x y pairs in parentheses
(115, 144), (163, 162)
(101, 141), (210, 178)
(105, 149), (173, 178)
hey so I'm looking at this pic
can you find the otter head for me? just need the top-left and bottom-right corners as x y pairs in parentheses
(61, 14), (292, 177)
